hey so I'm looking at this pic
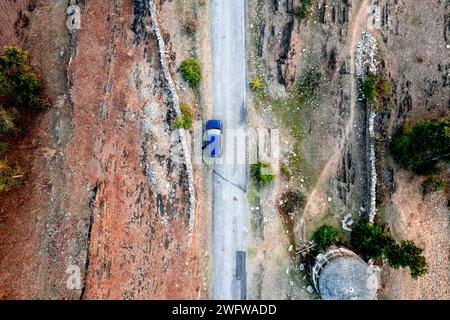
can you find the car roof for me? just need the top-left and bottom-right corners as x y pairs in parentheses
(206, 119), (222, 130)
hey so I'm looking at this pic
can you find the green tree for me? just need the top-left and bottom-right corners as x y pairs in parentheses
(0, 160), (15, 192)
(350, 221), (394, 260)
(179, 58), (201, 88)
(391, 119), (450, 175)
(312, 225), (339, 252)
(385, 240), (428, 279)
(250, 162), (275, 186)
(0, 46), (42, 109)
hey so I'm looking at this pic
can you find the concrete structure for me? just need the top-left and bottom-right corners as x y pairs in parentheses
(311, 246), (379, 300)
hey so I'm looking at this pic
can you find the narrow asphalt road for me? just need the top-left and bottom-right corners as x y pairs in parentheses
(210, 0), (249, 300)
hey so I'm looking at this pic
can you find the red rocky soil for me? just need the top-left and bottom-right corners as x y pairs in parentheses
(0, 0), (208, 299)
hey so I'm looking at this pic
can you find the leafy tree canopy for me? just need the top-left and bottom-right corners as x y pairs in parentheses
(391, 119), (450, 175)
(312, 224), (339, 252)
(0, 46), (42, 109)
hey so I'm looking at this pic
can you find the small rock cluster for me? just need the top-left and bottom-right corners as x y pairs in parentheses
(355, 32), (378, 78)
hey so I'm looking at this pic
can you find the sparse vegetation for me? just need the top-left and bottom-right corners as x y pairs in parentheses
(250, 161), (275, 186)
(280, 164), (291, 179)
(421, 176), (447, 194)
(179, 58), (201, 88)
(184, 16), (198, 35)
(312, 225), (339, 252)
(0, 106), (17, 135)
(261, 66), (323, 182)
(296, 68), (322, 97)
(295, 0), (315, 21)
(391, 119), (450, 175)
(174, 103), (193, 129)
(278, 189), (306, 215)
(0, 142), (7, 154)
(361, 73), (391, 106)
(0, 159), (16, 192)
(249, 77), (263, 92)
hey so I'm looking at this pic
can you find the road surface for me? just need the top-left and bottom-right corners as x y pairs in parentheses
(210, 0), (248, 300)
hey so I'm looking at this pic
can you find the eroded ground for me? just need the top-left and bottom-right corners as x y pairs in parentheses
(0, 0), (210, 299)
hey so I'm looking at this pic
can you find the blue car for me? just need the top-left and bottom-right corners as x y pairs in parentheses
(205, 120), (223, 158)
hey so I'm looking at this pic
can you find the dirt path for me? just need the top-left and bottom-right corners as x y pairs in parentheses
(302, 0), (370, 226)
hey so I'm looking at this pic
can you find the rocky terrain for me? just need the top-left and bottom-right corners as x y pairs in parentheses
(0, 0), (209, 299)
(374, 0), (449, 300)
(247, 0), (449, 300)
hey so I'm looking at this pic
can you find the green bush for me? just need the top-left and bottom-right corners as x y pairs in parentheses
(384, 240), (428, 279)
(249, 77), (263, 92)
(251, 161), (275, 186)
(391, 119), (450, 175)
(174, 103), (193, 129)
(0, 46), (42, 110)
(350, 221), (394, 260)
(422, 176), (447, 194)
(180, 58), (201, 88)
(312, 225), (339, 252)
(295, 0), (314, 21)
(362, 75), (376, 102)
(362, 74), (391, 104)
(0, 160), (16, 192)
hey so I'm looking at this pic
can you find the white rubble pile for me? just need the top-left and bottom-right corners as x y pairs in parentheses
(355, 31), (379, 224)
(355, 32), (378, 78)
